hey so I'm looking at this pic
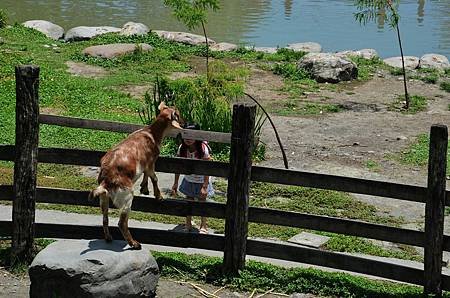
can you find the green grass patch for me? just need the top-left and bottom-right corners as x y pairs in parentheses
(365, 159), (380, 171)
(274, 101), (342, 116)
(441, 81), (450, 92)
(349, 56), (384, 81)
(399, 134), (450, 174)
(389, 95), (428, 114)
(154, 251), (430, 297)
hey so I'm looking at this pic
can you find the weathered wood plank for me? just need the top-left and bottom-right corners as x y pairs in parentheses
(251, 166), (428, 202)
(39, 114), (231, 143)
(12, 65), (39, 264)
(224, 103), (256, 274)
(1, 145), (449, 204)
(0, 185), (440, 251)
(0, 218), (444, 290)
(246, 239), (427, 287)
(424, 125), (448, 296)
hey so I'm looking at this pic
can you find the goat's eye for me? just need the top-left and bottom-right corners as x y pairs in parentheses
(172, 111), (178, 121)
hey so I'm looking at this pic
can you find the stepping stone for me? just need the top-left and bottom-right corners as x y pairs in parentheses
(336, 49), (379, 60)
(419, 54), (449, 71)
(65, 26), (121, 42)
(287, 232), (330, 248)
(286, 42), (322, 53)
(82, 43), (153, 59)
(210, 42), (238, 52)
(383, 56), (419, 70)
(120, 22), (149, 36)
(23, 20), (64, 40)
(153, 30), (216, 46)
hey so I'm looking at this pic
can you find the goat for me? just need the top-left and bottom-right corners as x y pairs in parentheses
(89, 102), (182, 249)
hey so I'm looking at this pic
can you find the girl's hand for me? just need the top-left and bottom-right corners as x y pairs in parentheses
(171, 184), (178, 197)
(199, 185), (208, 199)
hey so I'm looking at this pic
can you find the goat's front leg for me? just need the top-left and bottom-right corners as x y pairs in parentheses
(149, 171), (162, 201)
(100, 197), (112, 242)
(118, 209), (141, 250)
(139, 172), (149, 195)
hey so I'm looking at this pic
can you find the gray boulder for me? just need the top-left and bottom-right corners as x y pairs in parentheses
(210, 42), (238, 52)
(286, 42), (322, 53)
(383, 56), (419, 70)
(65, 26), (121, 42)
(419, 54), (449, 70)
(336, 48), (379, 60)
(253, 46), (278, 54)
(298, 53), (358, 83)
(82, 43), (153, 59)
(23, 20), (64, 40)
(120, 22), (149, 36)
(29, 239), (159, 298)
(153, 30), (215, 46)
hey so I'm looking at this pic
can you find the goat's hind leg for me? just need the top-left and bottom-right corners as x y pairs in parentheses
(149, 171), (162, 201)
(118, 209), (141, 250)
(100, 196), (113, 242)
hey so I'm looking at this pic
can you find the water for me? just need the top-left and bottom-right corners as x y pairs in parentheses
(1, 0), (449, 58)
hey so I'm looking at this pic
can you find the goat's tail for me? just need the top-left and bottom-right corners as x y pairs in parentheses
(88, 185), (109, 201)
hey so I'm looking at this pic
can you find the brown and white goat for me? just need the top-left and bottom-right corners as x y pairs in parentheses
(89, 102), (182, 249)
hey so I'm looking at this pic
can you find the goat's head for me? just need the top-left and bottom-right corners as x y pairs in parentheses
(158, 101), (183, 130)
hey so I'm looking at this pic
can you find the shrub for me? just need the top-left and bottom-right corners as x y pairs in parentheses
(440, 81), (450, 92)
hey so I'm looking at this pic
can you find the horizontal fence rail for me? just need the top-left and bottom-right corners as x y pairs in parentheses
(0, 220), (448, 290)
(1, 184), (449, 251)
(1, 145), (448, 203)
(39, 114), (231, 144)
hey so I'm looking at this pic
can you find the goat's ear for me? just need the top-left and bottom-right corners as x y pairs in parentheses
(158, 101), (167, 111)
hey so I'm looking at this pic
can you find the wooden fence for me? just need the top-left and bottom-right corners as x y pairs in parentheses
(1, 65), (449, 295)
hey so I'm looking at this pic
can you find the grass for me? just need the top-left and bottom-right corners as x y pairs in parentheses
(441, 81), (450, 92)
(154, 251), (433, 297)
(274, 101), (342, 116)
(389, 95), (428, 114)
(399, 134), (450, 174)
(365, 159), (380, 171)
(349, 56), (384, 81)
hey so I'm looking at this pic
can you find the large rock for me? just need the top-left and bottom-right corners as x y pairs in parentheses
(82, 43), (153, 58)
(253, 46), (278, 54)
(65, 26), (121, 42)
(286, 42), (322, 53)
(419, 54), (449, 70)
(383, 56), (419, 70)
(297, 53), (358, 83)
(336, 48), (379, 60)
(29, 239), (159, 298)
(23, 20), (64, 40)
(153, 30), (216, 46)
(120, 22), (149, 36)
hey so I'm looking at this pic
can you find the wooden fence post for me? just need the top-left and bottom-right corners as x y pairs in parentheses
(223, 103), (256, 275)
(12, 65), (40, 264)
(424, 124), (448, 296)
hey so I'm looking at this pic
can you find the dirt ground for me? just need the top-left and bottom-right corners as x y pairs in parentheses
(2, 61), (448, 297)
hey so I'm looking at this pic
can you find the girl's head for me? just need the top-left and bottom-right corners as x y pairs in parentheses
(180, 122), (205, 158)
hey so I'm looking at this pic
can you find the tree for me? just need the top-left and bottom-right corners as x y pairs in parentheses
(355, 0), (410, 109)
(164, 0), (220, 81)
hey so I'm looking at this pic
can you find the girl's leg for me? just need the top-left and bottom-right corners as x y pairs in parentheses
(198, 195), (208, 234)
(185, 196), (194, 230)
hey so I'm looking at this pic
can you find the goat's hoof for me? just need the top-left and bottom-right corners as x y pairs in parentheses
(131, 241), (142, 250)
(105, 235), (113, 242)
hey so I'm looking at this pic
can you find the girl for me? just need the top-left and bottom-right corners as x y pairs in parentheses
(171, 123), (214, 234)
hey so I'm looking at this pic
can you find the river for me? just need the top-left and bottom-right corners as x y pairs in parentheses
(1, 0), (449, 58)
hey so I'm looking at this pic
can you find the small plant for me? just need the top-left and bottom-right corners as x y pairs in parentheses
(349, 56), (384, 81)
(440, 81), (450, 92)
(389, 95), (427, 114)
(164, 0), (219, 81)
(272, 62), (311, 81)
(355, 0), (410, 109)
(0, 9), (7, 29)
(366, 159), (380, 171)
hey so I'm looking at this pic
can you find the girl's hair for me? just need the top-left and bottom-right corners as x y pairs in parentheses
(179, 123), (206, 159)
